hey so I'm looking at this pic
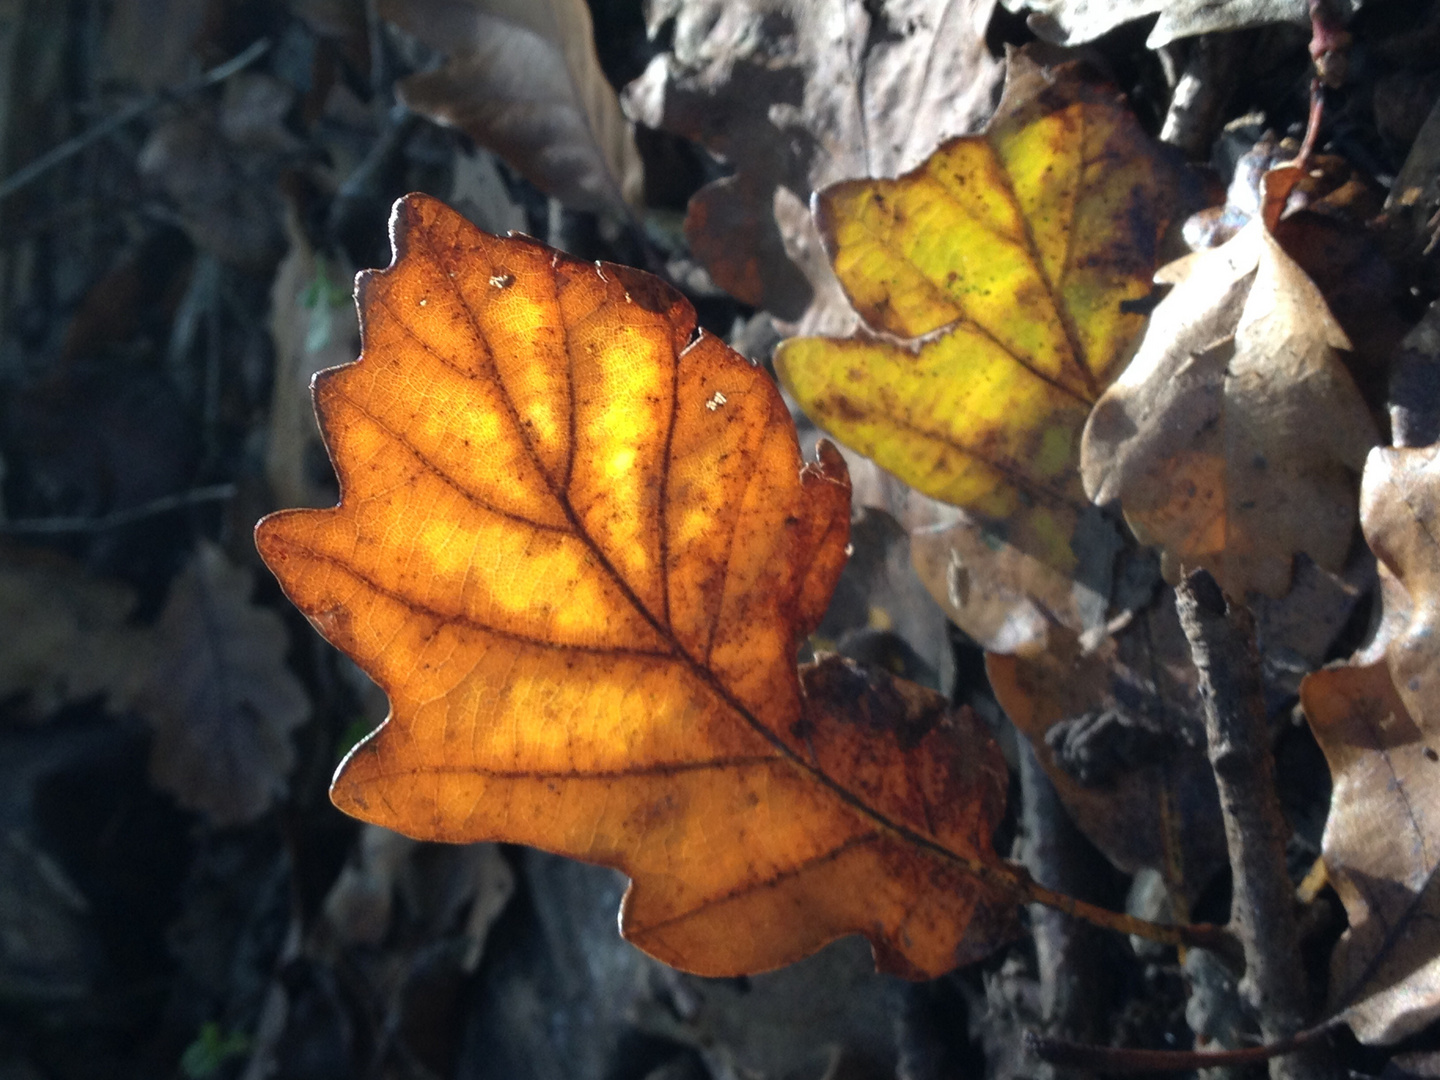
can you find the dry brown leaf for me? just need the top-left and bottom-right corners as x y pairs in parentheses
(1081, 215), (1379, 598)
(1300, 444), (1440, 1044)
(383, 0), (642, 215)
(803, 423), (1120, 658)
(987, 602), (1227, 896)
(799, 434), (1026, 662)
(904, 492), (1121, 657)
(812, 506), (954, 692)
(623, 0), (1002, 330)
(135, 541), (310, 827)
(0, 546), (148, 719)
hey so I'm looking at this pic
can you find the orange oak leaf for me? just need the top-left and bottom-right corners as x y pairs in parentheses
(255, 193), (1021, 978)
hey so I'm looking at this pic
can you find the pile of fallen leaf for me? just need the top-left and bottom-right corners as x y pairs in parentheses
(4, 0), (1440, 1078)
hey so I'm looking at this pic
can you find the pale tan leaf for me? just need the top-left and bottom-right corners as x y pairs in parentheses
(1300, 445), (1440, 1043)
(1081, 218), (1379, 598)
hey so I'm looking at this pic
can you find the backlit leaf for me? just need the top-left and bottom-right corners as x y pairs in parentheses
(255, 194), (1018, 978)
(775, 61), (1185, 642)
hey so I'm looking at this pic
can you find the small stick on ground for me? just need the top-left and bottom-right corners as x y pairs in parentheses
(1175, 570), (1339, 1080)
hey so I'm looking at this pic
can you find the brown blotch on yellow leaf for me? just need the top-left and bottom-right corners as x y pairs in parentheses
(776, 57), (1188, 647)
(256, 193), (1018, 978)
(1301, 445), (1440, 1043)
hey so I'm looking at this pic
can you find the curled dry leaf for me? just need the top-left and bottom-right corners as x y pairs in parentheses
(1301, 445), (1440, 1044)
(135, 541), (311, 827)
(256, 194), (1020, 978)
(1081, 213), (1379, 598)
(382, 0), (642, 215)
(623, 0), (1002, 329)
(777, 59), (1186, 650)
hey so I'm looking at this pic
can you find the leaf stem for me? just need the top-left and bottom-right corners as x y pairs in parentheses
(1004, 862), (1237, 956)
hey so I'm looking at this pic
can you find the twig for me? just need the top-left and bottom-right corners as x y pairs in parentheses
(1028, 1018), (1341, 1075)
(1, 484), (236, 535)
(1175, 570), (1339, 1080)
(0, 38), (271, 205)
